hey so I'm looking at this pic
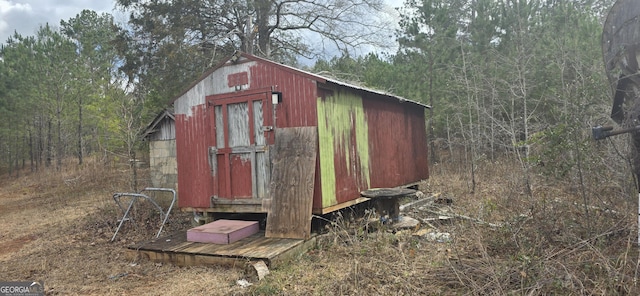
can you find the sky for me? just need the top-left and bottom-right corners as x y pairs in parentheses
(0, 0), (120, 44)
(0, 0), (406, 48)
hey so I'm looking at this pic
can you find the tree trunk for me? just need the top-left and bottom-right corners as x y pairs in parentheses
(244, 15), (254, 54)
(37, 116), (43, 171)
(130, 150), (138, 191)
(78, 96), (83, 165)
(256, 0), (272, 57)
(22, 133), (26, 170)
(28, 128), (34, 172)
(428, 47), (437, 163)
(57, 103), (62, 171)
(15, 133), (20, 177)
(8, 141), (14, 177)
(46, 118), (52, 168)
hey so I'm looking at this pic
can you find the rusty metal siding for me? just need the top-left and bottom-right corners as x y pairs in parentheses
(248, 63), (318, 128)
(173, 53), (428, 211)
(363, 95), (429, 187)
(173, 61), (253, 208)
(176, 105), (213, 208)
(317, 89), (372, 207)
(175, 63), (254, 115)
(243, 60), (324, 209)
(316, 88), (429, 209)
(174, 61), (260, 208)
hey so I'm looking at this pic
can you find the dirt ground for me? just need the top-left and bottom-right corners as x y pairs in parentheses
(0, 162), (250, 295)
(1, 157), (638, 295)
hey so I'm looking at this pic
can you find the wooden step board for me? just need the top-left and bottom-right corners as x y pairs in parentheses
(187, 219), (259, 244)
(127, 231), (317, 268)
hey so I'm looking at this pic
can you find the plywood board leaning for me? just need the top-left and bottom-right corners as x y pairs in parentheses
(265, 127), (317, 239)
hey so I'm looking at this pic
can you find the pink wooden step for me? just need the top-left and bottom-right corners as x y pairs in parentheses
(187, 220), (259, 244)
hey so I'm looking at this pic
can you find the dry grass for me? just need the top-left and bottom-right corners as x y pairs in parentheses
(246, 156), (640, 295)
(1, 154), (639, 295)
(0, 158), (247, 295)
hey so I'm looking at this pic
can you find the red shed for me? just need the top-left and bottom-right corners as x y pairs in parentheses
(173, 52), (429, 221)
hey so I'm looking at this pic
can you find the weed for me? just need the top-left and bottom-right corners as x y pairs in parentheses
(2, 153), (639, 295)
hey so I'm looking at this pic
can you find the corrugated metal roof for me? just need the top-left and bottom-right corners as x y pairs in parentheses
(239, 53), (432, 109)
(171, 51), (431, 110)
(324, 78), (431, 109)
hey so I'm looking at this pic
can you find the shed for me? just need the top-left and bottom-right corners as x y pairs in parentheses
(173, 52), (429, 218)
(143, 108), (178, 190)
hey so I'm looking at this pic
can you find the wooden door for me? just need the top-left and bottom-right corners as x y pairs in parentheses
(208, 92), (273, 199)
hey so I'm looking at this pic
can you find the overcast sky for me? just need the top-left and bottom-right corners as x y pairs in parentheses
(0, 0), (118, 44)
(0, 0), (405, 47)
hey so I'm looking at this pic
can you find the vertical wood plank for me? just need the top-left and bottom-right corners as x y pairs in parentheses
(265, 127), (317, 239)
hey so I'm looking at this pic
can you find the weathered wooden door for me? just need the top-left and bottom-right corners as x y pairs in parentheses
(208, 91), (273, 200)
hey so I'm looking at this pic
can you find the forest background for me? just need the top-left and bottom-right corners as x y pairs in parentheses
(0, 0), (632, 197)
(5, 0), (640, 293)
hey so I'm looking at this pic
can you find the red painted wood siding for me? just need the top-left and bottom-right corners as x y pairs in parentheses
(174, 56), (428, 212)
(333, 128), (366, 204)
(229, 154), (253, 197)
(363, 95), (429, 188)
(176, 105), (214, 208)
(247, 62), (323, 209)
(248, 63), (318, 128)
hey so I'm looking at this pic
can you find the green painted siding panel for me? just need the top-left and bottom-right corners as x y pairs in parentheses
(317, 91), (371, 208)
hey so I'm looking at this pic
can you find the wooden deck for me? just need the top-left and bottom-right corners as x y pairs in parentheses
(126, 231), (317, 268)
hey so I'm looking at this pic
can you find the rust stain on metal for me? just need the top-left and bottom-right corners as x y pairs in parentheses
(173, 53), (429, 214)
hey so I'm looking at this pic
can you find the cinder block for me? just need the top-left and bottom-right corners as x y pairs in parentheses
(187, 219), (259, 244)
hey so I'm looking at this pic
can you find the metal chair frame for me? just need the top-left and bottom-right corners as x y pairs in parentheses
(111, 187), (176, 242)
